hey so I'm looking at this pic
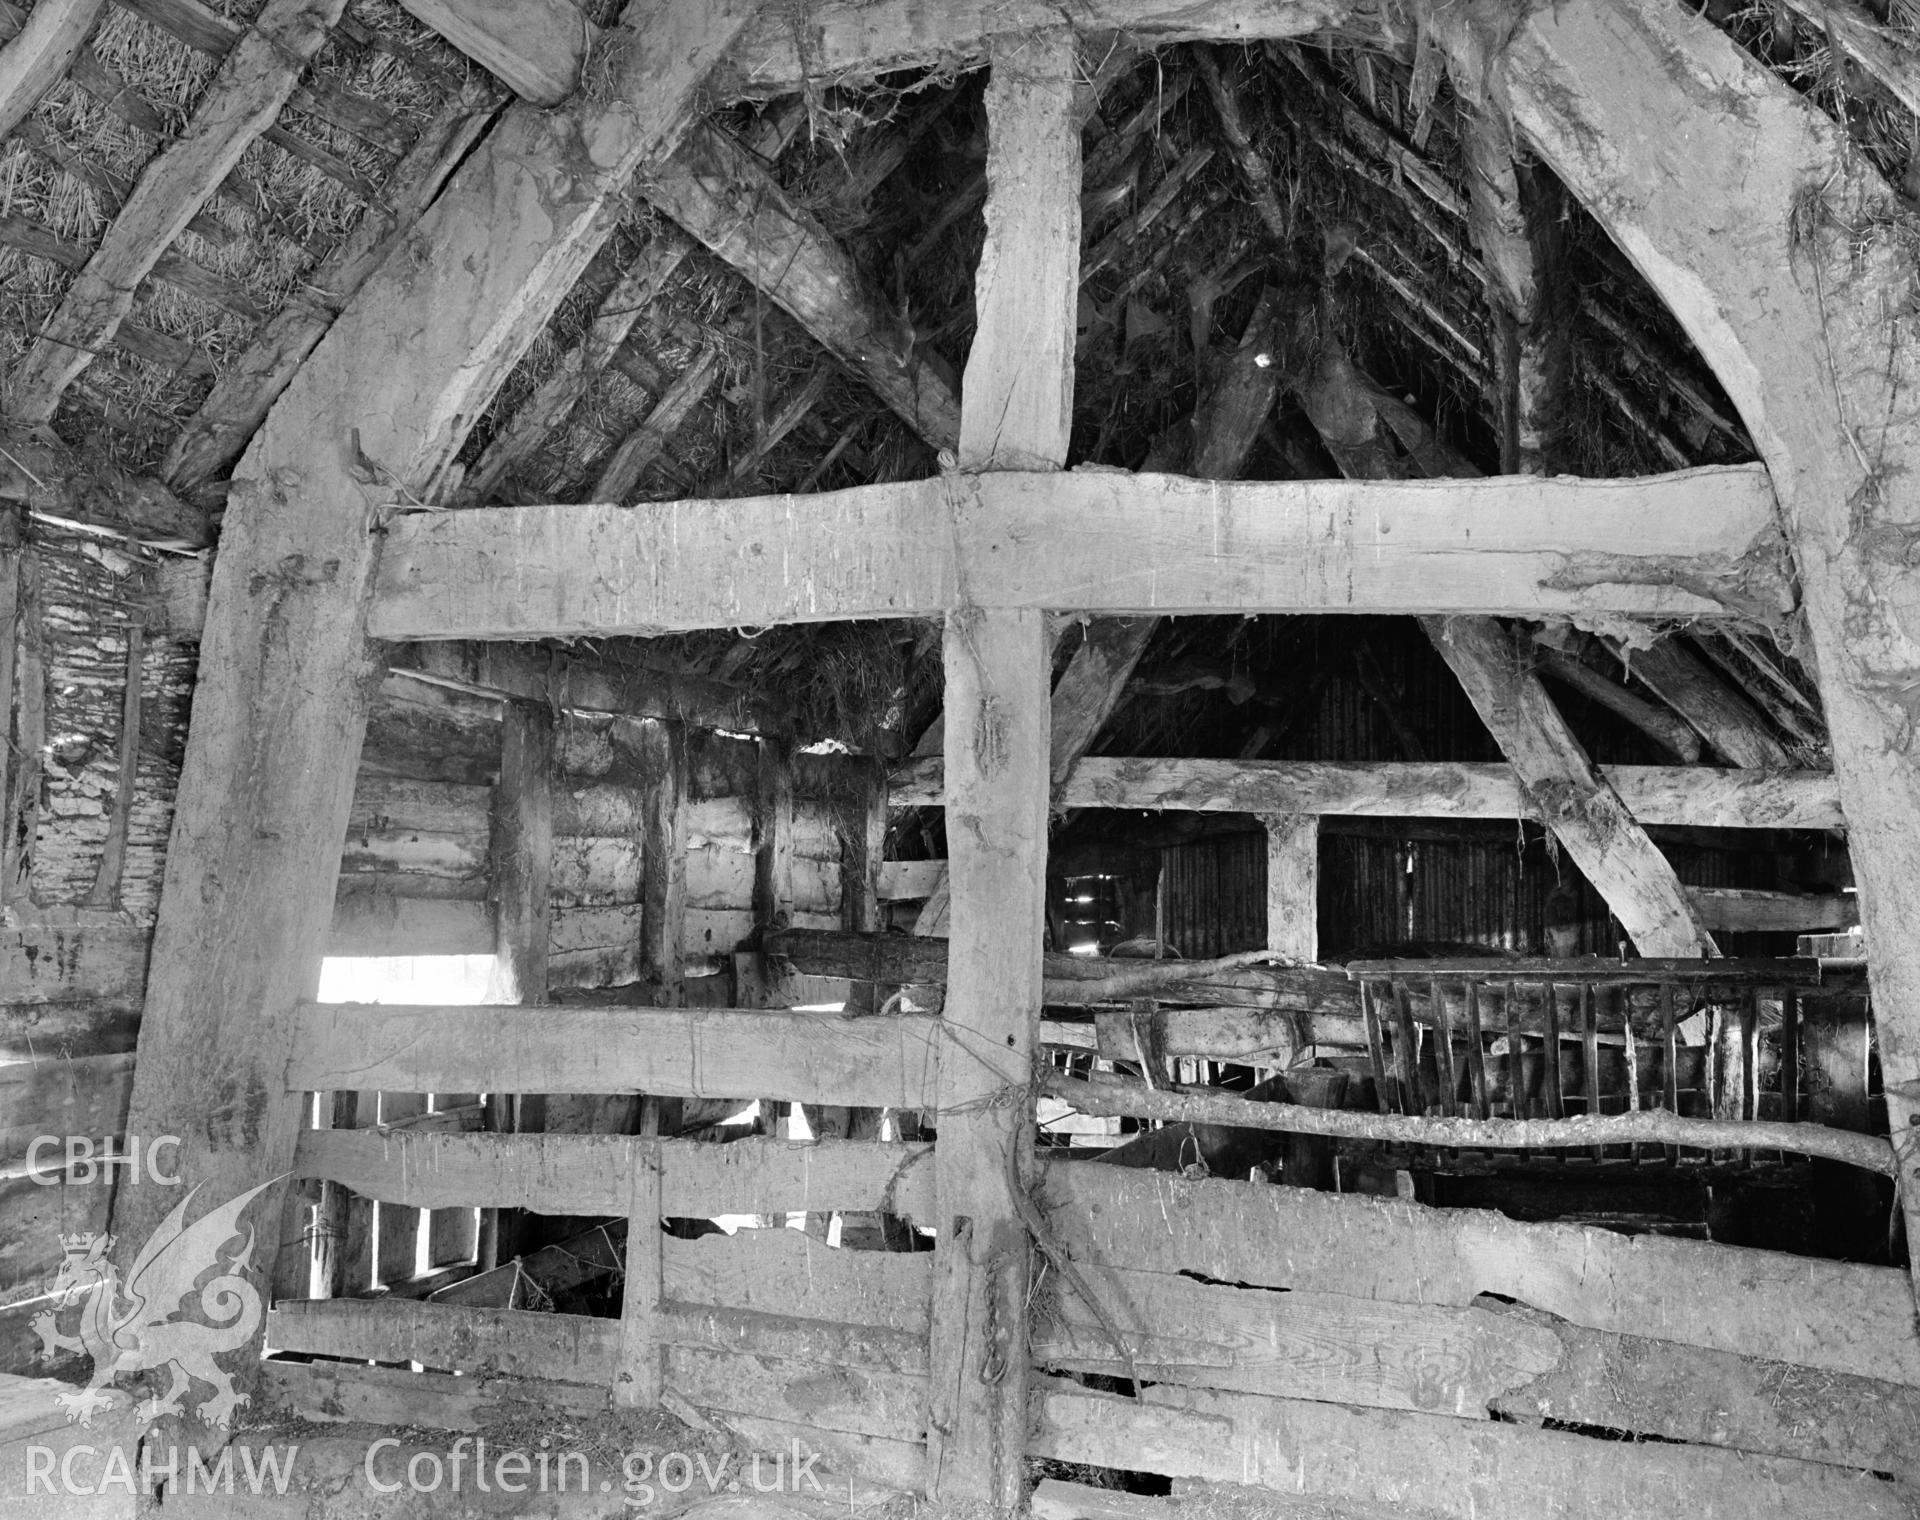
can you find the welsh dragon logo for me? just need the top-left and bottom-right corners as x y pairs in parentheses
(31, 1179), (276, 1429)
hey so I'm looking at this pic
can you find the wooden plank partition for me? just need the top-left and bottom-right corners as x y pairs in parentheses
(285, 1002), (941, 1107)
(291, 1130), (937, 1220)
(1041, 1163), (1920, 1387)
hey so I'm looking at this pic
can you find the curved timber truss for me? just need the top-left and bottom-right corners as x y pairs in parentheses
(86, 0), (1920, 1503)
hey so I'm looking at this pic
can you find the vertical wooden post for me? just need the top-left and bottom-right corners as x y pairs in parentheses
(841, 755), (886, 935)
(85, 610), (142, 907)
(751, 734), (793, 944)
(319, 1091), (373, 1296)
(636, 717), (687, 1005)
(927, 606), (1049, 1506)
(613, 1147), (662, 1409)
(481, 702), (554, 1268)
(375, 1090), (427, 1285)
(839, 756), (887, 1012)
(927, 28), (1078, 1508)
(111, 0), (756, 1297)
(491, 703), (555, 1004)
(1261, 812), (1318, 963)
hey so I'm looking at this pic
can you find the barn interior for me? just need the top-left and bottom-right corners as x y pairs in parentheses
(3, 0), (1920, 1515)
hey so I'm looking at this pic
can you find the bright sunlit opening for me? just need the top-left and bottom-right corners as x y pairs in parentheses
(314, 956), (498, 1293)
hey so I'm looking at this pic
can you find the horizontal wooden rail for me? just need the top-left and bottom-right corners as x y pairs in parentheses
(272, 1233), (932, 1370)
(269, 1290), (930, 1383)
(370, 465), (1790, 638)
(267, 1301), (926, 1447)
(291, 1131), (936, 1221)
(1031, 1376), (1913, 1520)
(285, 1003), (941, 1108)
(1345, 956), (1828, 985)
(890, 756), (1844, 830)
(1035, 1261), (1920, 1479)
(1042, 1163), (1920, 1386)
(1042, 1073), (1896, 1175)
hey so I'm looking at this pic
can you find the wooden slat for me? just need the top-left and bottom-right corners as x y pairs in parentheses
(1041, 1164), (1920, 1387)
(286, 1003), (941, 1108)
(667, 1343), (926, 1444)
(1032, 1378), (1916, 1520)
(291, 1131), (936, 1220)
(1485, 1303), (1920, 1480)
(654, 1302), (928, 1375)
(369, 465), (1791, 639)
(1686, 886), (1858, 932)
(1035, 1260), (1920, 1478)
(258, 1358), (607, 1431)
(1037, 1261), (1556, 1418)
(892, 755), (1844, 829)
(266, 1301), (928, 1489)
(270, 1296), (614, 1381)
(7, 0), (346, 424)
(665, 1228), (931, 1335)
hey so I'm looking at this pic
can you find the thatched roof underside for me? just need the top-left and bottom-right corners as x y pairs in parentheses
(0, 0), (1884, 803)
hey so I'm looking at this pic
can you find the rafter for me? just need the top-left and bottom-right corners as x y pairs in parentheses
(456, 235), (691, 506)
(1445, 32), (1566, 473)
(640, 120), (961, 450)
(1618, 635), (1795, 770)
(6, 0), (348, 427)
(588, 346), (722, 503)
(0, 0), (105, 142)
(162, 85), (504, 492)
(370, 463), (1790, 639)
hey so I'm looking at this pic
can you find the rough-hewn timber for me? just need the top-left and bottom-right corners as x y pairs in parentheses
(1477, 0), (1920, 1302)
(889, 755), (1844, 829)
(6, 0), (346, 424)
(371, 465), (1790, 638)
(113, 0), (765, 1310)
(286, 1003), (941, 1109)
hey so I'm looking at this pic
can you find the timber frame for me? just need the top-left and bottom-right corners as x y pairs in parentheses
(31, 0), (1916, 1511)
